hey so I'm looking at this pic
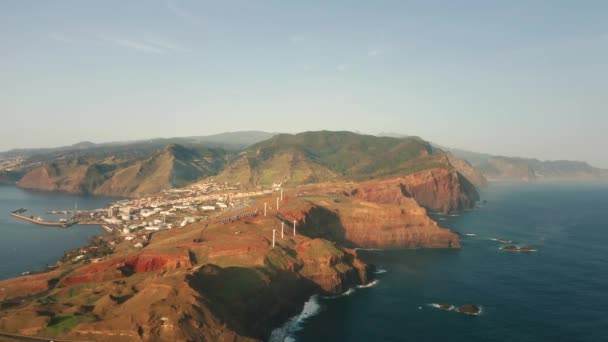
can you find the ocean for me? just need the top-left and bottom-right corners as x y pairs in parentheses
(0, 185), (117, 280)
(271, 183), (608, 342)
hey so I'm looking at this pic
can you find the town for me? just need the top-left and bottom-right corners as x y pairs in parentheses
(18, 179), (286, 266)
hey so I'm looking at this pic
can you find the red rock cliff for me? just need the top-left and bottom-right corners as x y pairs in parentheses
(281, 196), (460, 249)
(354, 168), (478, 213)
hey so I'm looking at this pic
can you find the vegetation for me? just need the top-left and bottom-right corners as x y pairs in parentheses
(45, 313), (94, 335)
(215, 131), (452, 187)
(16, 143), (228, 196)
(6, 131), (507, 195)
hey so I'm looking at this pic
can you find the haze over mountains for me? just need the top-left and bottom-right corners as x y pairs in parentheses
(0, 131), (606, 197)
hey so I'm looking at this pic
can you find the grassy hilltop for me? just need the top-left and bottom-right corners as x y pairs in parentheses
(213, 131), (458, 187)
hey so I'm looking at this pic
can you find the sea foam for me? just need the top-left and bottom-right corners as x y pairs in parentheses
(322, 288), (355, 299)
(374, 267), (388, 274)
(268, 295), (322, 342)
(357, 279), (380, 289)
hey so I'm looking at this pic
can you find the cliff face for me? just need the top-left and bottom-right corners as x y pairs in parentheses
(279, 194), (460, 249)
(353, 168), (479, 213)
(401, 168), (479, 213)
(447, 153), (487, 187)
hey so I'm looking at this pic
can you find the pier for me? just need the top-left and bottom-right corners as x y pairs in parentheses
(10, 209), (79, 228)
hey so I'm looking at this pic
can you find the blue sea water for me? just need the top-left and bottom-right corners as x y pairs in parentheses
(0, 185), (117, 280)
(275, 183), (608, 342)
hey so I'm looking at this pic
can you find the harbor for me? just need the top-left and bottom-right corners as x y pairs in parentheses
(10, 208), (79, 228)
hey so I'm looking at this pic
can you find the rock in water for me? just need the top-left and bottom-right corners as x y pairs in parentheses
(457, 304), (481, 315)
(437, 303), (454, 311)
(501, 245), (537, 252)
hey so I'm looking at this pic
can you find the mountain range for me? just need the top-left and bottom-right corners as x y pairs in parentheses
(1, 131), (605, 197)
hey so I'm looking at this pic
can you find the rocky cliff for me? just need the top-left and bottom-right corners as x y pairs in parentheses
(398, 168), (479, 213)
(353, 169), (479, 213)
(447, 153), (487, 187)
(278, 190), (460, 249)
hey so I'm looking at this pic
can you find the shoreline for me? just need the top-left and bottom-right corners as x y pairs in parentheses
(1, 185), (116, 281)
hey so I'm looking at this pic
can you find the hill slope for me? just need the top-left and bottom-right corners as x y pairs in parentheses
(447, 147), (607, 182)
(211, 131), (480, 212)
(17, 144), (227, 197)
(0, 131), (275, 161)
(214, 131), (445, 185)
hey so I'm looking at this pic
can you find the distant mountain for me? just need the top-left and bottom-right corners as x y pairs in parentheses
(16, 144), (227, 197)
(445, 147), (608, 182)
(0, 131), (276, 160)
(3, 131), (487, 197)
(180, 131), (277, 150)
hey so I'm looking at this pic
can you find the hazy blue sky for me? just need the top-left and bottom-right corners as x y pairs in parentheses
(1, 1), (607, 167)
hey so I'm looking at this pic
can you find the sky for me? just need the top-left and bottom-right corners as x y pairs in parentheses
(1, 1), (607, 167)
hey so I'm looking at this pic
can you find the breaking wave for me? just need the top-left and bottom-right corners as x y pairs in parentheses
(268, 295), (322, 342)
(322, 288), (355, 299)
(428, 303), (455, 311)
(374, 267), (388, 274)
(357, 279), (380, 289)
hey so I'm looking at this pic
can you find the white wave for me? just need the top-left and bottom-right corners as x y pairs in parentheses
(374, 267), (388, 274)
(489, 238), (498, 241)
(428, 303), (455, 311)
(268, 295), (322, 342)
(322, 288), (355, 299)
(357, 279), (380, 289)
(464, 233), (477, 236)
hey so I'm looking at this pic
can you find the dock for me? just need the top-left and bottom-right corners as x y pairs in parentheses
(101, 225), (114, 233)
(10, 209), (79, 228)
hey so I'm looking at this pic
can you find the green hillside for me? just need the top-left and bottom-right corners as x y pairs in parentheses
(213, 131), (454, 187)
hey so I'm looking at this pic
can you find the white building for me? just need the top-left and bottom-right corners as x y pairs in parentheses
(103, 218), (122, 225)
(119, 207), (133, 216)
(180, 217), (197, 227)
(201, 206), (216, 211)
(140, 209), (155, 218)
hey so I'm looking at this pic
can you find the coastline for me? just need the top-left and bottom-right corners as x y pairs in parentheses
(0, 176), (467, 340)
(0, 185), (116, 281)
